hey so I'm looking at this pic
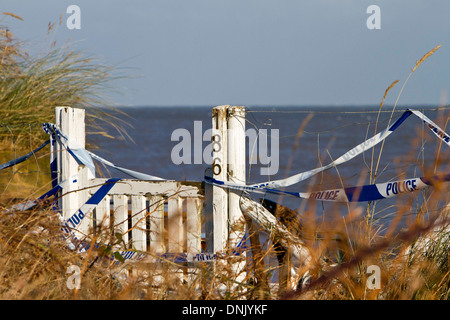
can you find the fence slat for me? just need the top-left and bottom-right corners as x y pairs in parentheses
(131, 195), (147, 251)
(95, 195), (110, 232)
(149, 195), (165, 254)
(168, 196), (183, 252)
(113, 194), (128, 244)
(186, 197), (201, 254)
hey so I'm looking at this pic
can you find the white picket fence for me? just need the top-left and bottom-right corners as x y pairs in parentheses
(87, 179), (204, 255)
(53, 106), (247, 262)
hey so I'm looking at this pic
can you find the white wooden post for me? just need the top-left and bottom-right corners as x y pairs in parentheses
(227, 106), (246, 246)
(55, 107), (94, 237)
(209, 105), (248, 290)
(212, 106), (228, 253)
(227, 106), (247, 285)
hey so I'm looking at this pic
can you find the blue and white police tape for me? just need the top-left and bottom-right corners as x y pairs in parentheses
(60, 178), (120, 250)
(205, 109), (449, 193)
(42, 123), (96, 176)
(56, 178), (148, 263)
(0, 139), (50, 171)
(5, 175), (78, 212)
(306, 174), (450, 202)
(44, 124), (58, 186)
(42, 122), (164, 181)
(410, 109), (450, 147)
(155, 234), (249, 264)
(87, 151), (164, 181)
(206, 174), (449, 202)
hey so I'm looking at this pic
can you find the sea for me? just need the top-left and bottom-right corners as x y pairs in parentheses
(88, 105), (448, 231)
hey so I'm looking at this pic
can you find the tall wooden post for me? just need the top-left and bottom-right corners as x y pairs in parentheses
(208, 105), (248, 292)
(227, 106), (247, 285)
(227, 106), (246, 246)
(55, 107), (94, 237)
(210, 105), (247, 253)
(211, 106), (229, 253)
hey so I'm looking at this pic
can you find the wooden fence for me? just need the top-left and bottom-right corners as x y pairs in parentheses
(53, 106), (311, 294)
(54, 106), (246, 260)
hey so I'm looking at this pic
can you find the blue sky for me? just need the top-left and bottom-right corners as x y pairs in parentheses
(2, 1), (449, 107)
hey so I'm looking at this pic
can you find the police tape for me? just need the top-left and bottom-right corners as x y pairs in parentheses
(155, 252), (217, 263)
(5, 175), (78, 212)
(0, 139), (50, 171)
(301, 174), (449, 202)
(56, 178), (150, 264)
(410, 109), (450, 147)
(60, 178), (120, 251)
(42, 123), (164, 181)
(87, 151), (164, 181)
(205, 174), (449, 202)
(155, 243), (249, 263)
(44, 124), (59, 186)
(205, 109), (449, 196)
(43, 123), (96, 177)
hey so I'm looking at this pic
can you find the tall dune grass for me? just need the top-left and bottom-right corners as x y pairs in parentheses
(0, 13), (123, 133)
(0, 13), (130, 200)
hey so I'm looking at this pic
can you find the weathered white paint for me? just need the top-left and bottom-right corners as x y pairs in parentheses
(148, 195), (165, 254)
(88, 179), (202, 197)
(131, 195), (147, 251)
(55, 107), (93, 236)
(113, 194), (128, 243)
(186, 197), (202, 254)
(227, 106), (247, 284)
(168, 195), (183, 252)
(212, 106), (228, 253)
